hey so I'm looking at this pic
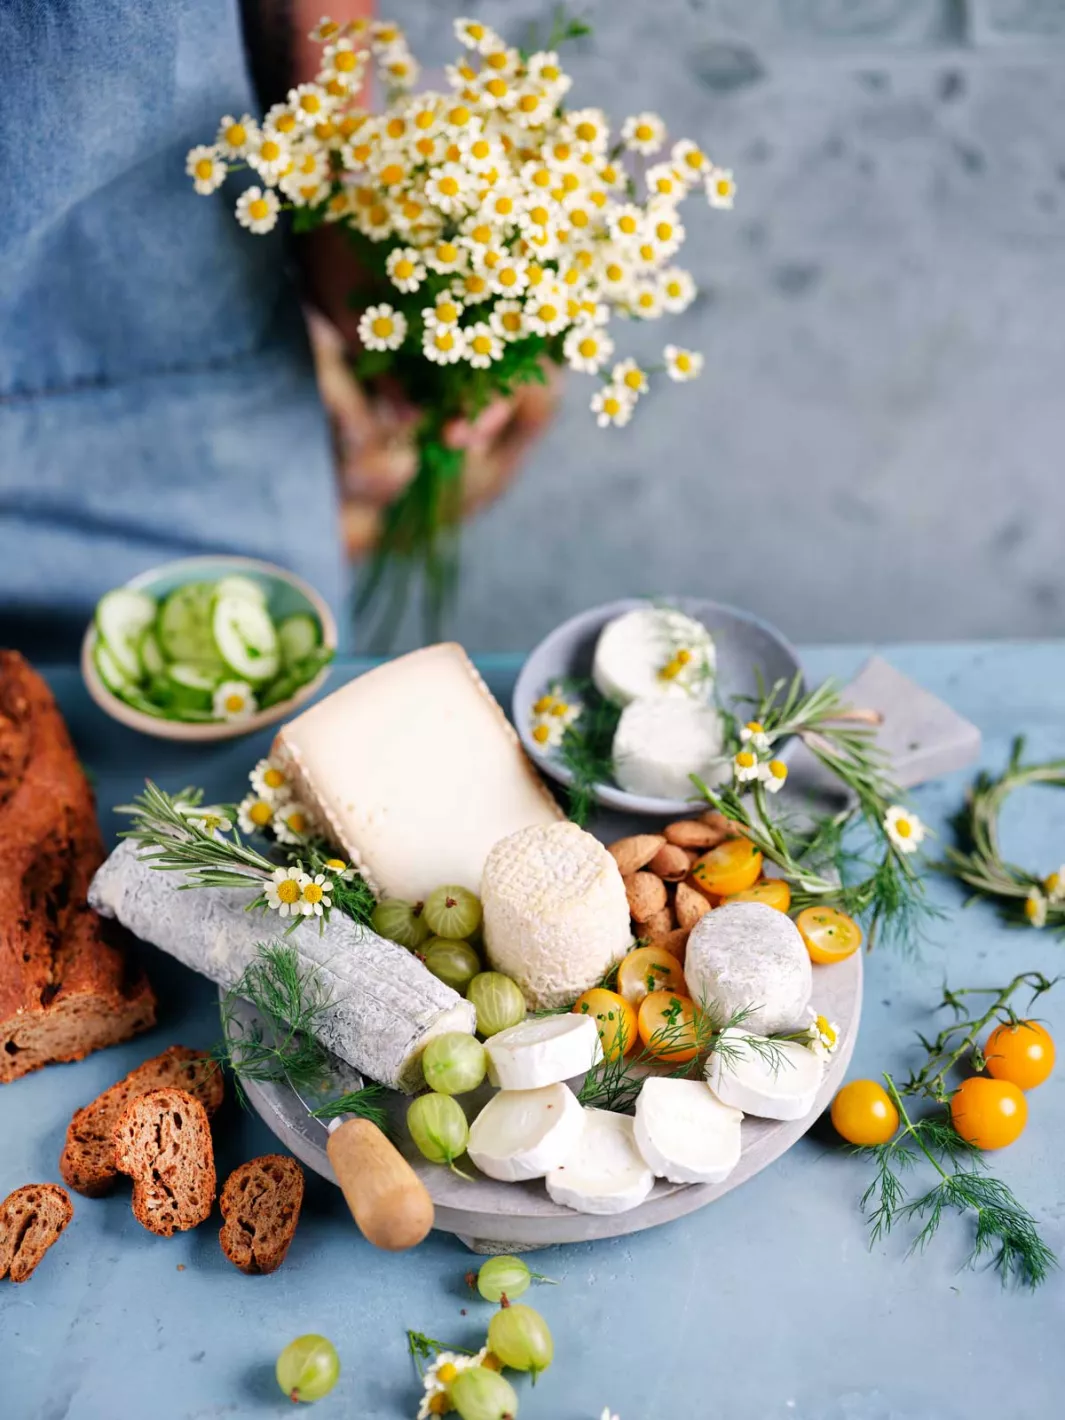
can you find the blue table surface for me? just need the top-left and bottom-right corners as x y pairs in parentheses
(3, 644), (1065, 1420)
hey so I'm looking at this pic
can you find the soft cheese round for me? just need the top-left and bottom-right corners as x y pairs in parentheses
(467, 1083), (584, 1183)
(482, 822), (632, 1010)
(634, 1076), (743, 1185)
(705, 1029), (823, 1121)
(592, 606), (716, 706)
(684, 902), (813, 1035)
(612, 697), (728, 801)
(545, 1108), (655, 1215)
(485, 1014), (602, 1090)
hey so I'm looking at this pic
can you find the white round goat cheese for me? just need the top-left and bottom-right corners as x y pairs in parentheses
(684, 902), (812, 1035)
(633, 1076), (743, 1184)
(545, 1108), (655, 1214)
(612, 697), (728, 801)
(482, 821), (631, 1010)
(706, 1028), (823, 1121)
(485, 1014), (603, 1091)
(467, 1083), (584, 1183)
(592, 606), (716, 706)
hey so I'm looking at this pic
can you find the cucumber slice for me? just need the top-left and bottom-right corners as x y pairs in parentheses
(259, 646), (334, 708)
(277, 613), (320, 669)
(140, 628), (165, 679)
(93, 637), (133, 696)
(215, 574), (267, 605)
(95, 589), (156, 681)
(211, 595), (280, 684)
(157, 583), (224, 666)
(164, 661), (222, 712)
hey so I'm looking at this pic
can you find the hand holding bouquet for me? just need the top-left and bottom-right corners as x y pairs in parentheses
(187, 14), (735, 642)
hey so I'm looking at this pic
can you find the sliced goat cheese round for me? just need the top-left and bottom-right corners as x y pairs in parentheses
(482, 822), (631, 1010)
(545, 1108), (655, 1214)
(612, 697), (728, 801)
(706, 1028), (823, 1120)
(467, 1083), (584, 1183)
(485, 1014), (603, 1091)
(684, 901), (812, 1036)
(592, 606), (716, 706)
(633, 1076), (743, 1184)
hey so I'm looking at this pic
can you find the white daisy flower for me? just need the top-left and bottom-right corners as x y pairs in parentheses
(417, 1348), (487, 1419)
(186, 145), (227, 196)
(608, 203), (644, 244)
(424, 237), (467, 276)
(601, 1410), (621, 1420)
(1043, 867), (1065, 903)
(279, 141), (327, 190)
(660, 266), (696, 313)
(357, 304), (407, 352)
(308, 17), (342, 42)
(664, 345), (704, 381)
(454, 268), (493, 304)
(454, 18), (502, 54)
(322, 857), (355, 880)
(385, 247), (426, 293)
(490, 299), (526, 341)
(423, 294), (464, 328)
(237, 794), (276, 836)
(883, 805), (927, 855)
(479, 183), (522, 227)
(213, 680), (258, 719)
(803, 1009), (841, 1060)
(266, 866), (309, 918)
(180, 805), (233, 836)
(622, 111), (667, 155)
(525, 284), (569, 336)
(370, 19), (405, 49)
(274, 801), (315, 845)
(611, 358), (649, 396)
(595, 251), (636, 302)
(1025, 889), (1049, 929)
(299, 873), (334, 917)
(510, 85), (554, 128)
(215, 114), (258, 158)
(630, 281), (665, 319)
(645, 162), (686, 204)
(423, 324), (467, 365)
(672, 138), (711, 182)
(590, 384), (635, 428)
(530, 685), (583, 753)
(740, 721), (771, 753)
(250, 757), (294, 803)
(644, 208), (685, 258)
(459, 128), (504, 174)
(489, 257), (529, 298)
(247, 132), (291, 183)
(476, 70), (517, 110)
(321, 36), (366, 83)
(566, 107), (610, 153)
(563, 323), (615, 374)
(761, 758), (789, 793)
(464, 322), (503, 369)
(733, 748), (762, 784)
(526, 50), (572, 99)
(706, 166), (737, 209)
(380, 45), (421, 90)
(353, 199), (393, 240)
(262, 102), (301, 139)
(529, 714), (566, 750)
(289, 82), (332, 126)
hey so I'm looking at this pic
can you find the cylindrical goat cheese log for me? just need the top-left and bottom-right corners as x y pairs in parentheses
(684, 901), (812, 1036)
(89, 842), (476, 1093)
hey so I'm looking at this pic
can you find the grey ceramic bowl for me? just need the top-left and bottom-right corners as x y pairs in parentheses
(513, 597), (804, 816)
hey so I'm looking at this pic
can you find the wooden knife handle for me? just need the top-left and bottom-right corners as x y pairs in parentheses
(326, 1117), (434, 1251)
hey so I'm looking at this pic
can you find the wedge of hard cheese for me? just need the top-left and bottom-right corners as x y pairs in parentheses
(89, 841), (475, 1092)
(273, 644), (563, 901)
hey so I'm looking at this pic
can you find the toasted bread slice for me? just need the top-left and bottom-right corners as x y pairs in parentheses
(0, 1183), (73, 1283)
(219, 1154), (305, 1275)
(112, 1088), (216, 1236)
(61, 1046), (223, 1197)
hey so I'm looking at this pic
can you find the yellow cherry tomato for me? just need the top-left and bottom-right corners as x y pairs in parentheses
(726, 878), (792, 913)
(573, 987), (638, 1059)
(796, 906), (863, 964)
(830, 1079), (899, 1146)
(983, 1019), (1055, 1091)
(616, 945), (688, 1009)
(691, 839), (763, 898)
(637, 991), (699, 1063)
(950, 1076), (1028, 1150)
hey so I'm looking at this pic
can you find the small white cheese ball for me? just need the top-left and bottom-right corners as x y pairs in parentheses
(592, 606), (715, 706)
(612, 697), (728, 800)
(684, 902), (812, 1035)
(482, 822), (631, 1010)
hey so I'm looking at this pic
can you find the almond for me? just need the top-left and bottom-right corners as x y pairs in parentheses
(641, 906), (675, 938)
(608, 834), (666, 877)
(653, 928), (690, 967)
(676, 880), (713, 931)
(648, 843), (691, 882)
(700, 810), (742, 838)
(663, 819), (728, 850)
(624, 871), (668, 923)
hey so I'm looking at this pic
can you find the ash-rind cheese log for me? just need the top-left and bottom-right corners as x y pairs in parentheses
(88, 841), (476, 1093)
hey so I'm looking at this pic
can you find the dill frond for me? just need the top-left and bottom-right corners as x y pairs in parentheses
(557, 682), (621, 826)
(310, 1083), (390, 1132)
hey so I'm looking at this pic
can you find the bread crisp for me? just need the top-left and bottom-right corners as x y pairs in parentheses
(0, 1183), (73, 1283)
(112, 1088), (216, 1236)
(219, 1154), (304, 1274)
(0, 651), (155, 1081)
(61, 1046), (223, 1197)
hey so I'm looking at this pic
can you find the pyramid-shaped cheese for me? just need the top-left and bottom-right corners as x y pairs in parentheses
(274, 643), (563, 901)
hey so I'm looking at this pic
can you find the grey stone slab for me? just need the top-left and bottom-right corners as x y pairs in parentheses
(970, 0), (1065, 42)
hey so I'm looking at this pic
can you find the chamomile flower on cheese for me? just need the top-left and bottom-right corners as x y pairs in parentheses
(250, 757), (294, 803)
(186, 145), (227, 195)
(385, 247), (426, 293)
(273, 801), (315, 844)
(215, 114), (258, 158)
(883, 805), (927, 855)
(660, 266), (696, 312)
(762, 758), (789, 793)
(591, 384), (635, 428)
(237, 794), (275, 835)
(664, 344), (703, 381)
(299, 873), (333, 918)
(423, 324), (467, 364)
(706, 165), (737, 209)
(733, 748), (761, 784)
(247, 132), (291, 183)
(490, 299), (526, 340)
(266, 866), (309, 918)
(357, 303), (407, 352)
(622, 111), (667, 155)
(611, 358), (649, 396)
(563, 323), (615, 374)
(465, 322), (503, 368)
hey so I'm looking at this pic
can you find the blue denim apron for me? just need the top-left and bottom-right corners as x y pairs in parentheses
(0, 0), (345, 657)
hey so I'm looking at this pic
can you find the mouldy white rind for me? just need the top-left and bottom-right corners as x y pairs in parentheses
(684, 901), (812, 1036)
(633, 1076), (743, 1184)
(467, 1083), (584, 1183)
(705, 1029), (823, 1121)
(545, 1108), (655, 1215)
(592, 606), (716, 706)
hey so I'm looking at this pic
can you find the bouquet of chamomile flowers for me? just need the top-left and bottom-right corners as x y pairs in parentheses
(187, 13), (735, 642)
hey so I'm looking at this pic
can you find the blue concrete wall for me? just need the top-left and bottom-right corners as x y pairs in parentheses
(384, 1), (1065, 651)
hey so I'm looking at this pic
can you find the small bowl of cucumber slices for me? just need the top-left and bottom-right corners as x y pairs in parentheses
(81, 555), (337, 741)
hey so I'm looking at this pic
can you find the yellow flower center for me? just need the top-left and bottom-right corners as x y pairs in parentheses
(285, 811), (308, 834)
(655, 221), (674, 240)
(541, 64), (560, 81)
(816, 1015), (837, 1044)
(493, 195), (515, 216)
(438, 175), (460, 197)
(414, 109), (435, 130)
(635, 123), (654, 142)
(195, 158), (215, 180)
(1045, 872), (1060, 894)
(501, 311), (521, 331)
(575, 121), (597, 142)
(529, 205), (550, 226)
(531, 168), (551, 188)
(299, 93), (321, 114)
(338, 115), (361, 138)
(518, 94), (540, 114)
(561, 173), (580, 194)
(394, 259), (414, 280)
(605, 263), (623, 282)
(248, 199), (269, 221)
(302, 881), (324, 905)
(318, 21), (339, 38)
(371, 316), (394, 338)
(736, 750), (756, 769)
(224, 123), (246, 146)
(537, 303), (558, 322)
(368, 203), (388, 225)
(448, 105), (471, 126)
(666, 280), (682, 298)
(472, 335), (492, 355)
(485, 77), (508, 98)
(895, 817), (913, 838)
(325, 77), (347, 97)
(532, 724), (551, 745)
(385, 118), (407, 141)
(623, 368), (644, 390)
(638, 242), (655, 262)
(325, 858), (347, 871)
(685, 148), (706, 169)
(602, 396), (621, 416)
(314, 121), (336, 141)
(768, 759), (787, 780)
(499, 268), (518, 286)
(401, 198), (423, 219)
(335, 49), (358, 73)
(716, 178), (732, 197)
(351, 142), (372, 164)
(570, 209), (590, 228)
(676, 353), (692, 371)
(465, 22), (485, 39)
(263, 767), (286, 789)
(249, 800), (273, 826)
(526, 264), (544, 286)
(578, 337), (598, 358)
(618, 214), (638, 235)
(638, 292), (655, 309)
(276, 878), (301, 904)
(746, 721), (763, 734)
(379, 162), (404, 186)
(1025, 895), (1043, 919)
(466, 274), (487, 293)
(533, 695), (556, 714)
(435, 331), (455, 351)
(275, 113), (297, 134)
(469, 222), (492, 244)
(260, 139), (281, 162)
(436, 301), (460, 323)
